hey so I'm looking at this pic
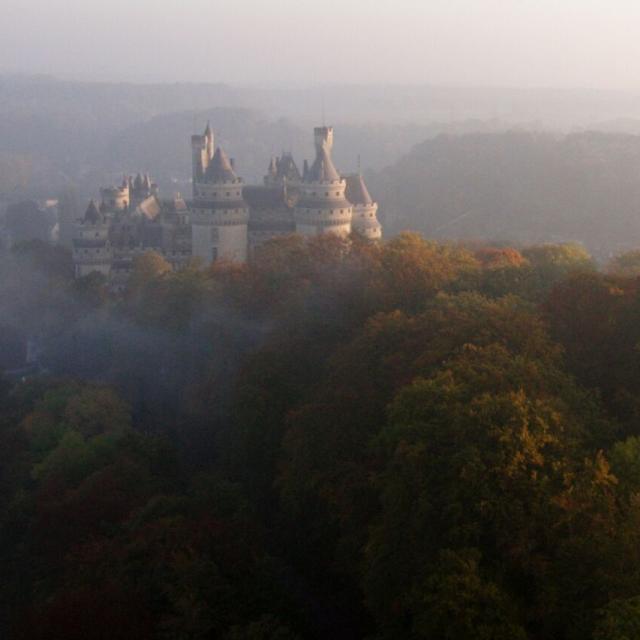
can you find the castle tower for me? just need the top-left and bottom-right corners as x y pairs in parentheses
(190, 134), (249, 264)
(72, 200), (112, 278)
(294, 126), (352, 237)
(314, 126), (334, 152)
(204, 121), (214, 161)
(191, 123), (214, 197)
(345, 173), (382, 241)
(130, 172), (157, 208)
(100, 178), (129, 213)
(265, 156), (279, 186)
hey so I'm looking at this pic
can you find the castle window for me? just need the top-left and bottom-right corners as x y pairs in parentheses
(325, 192), (329, 196)
(336, 192), (340, 196)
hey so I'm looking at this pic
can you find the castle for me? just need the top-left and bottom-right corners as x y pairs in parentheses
(72, 125), (382, 285)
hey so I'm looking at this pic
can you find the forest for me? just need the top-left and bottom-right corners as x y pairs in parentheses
(368, 131), (640, 257)
(3, 233), (640, 639)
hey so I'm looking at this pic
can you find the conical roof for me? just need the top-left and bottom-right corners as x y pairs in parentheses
(205, 147), (238, 183)
(84, 200), (103, 224)
(306, 145), (340, 183)
(267, 156), (278, 177)
(345, 174), (374, 206)
(204, 121), (213, 138)
(278, 153), (302, 182)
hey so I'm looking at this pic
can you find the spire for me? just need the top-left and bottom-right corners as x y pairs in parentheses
(84, 199), (103, 224)
(307, 145), (340, 183)
(205, 146), (238, 183)
(277, 153), (302, 183)
(265, 156), (279, 185)
(204, 121), (214, 160)
(303, 159), (309, 181)
(345, 174), (374, 206)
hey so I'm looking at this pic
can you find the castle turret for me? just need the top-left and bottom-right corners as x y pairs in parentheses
(314, 126), (334, 153)
(204, 121), (214, 161)
(129, 172), (157, 208)
(345, 173), (382, 241)
(191, 124), (213, 196)
(72, 200), (112, 278)
(294, 126), (352, 237)
(190, 136), (249, 264)
(265, 156), (278, 186)
(100, 180), (129, 213)
(264, 153), (301, 187)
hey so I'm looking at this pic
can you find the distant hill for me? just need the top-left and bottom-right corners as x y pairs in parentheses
(368, 131), (640, 258)
(0, 75), (513, 199)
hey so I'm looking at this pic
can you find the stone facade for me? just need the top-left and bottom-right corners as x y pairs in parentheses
(72, 124), (382, 285)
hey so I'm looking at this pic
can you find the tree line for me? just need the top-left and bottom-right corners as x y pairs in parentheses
(2, 233), (640, 639)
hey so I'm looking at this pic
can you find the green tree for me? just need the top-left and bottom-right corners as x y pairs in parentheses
(594, 597), (640, 640)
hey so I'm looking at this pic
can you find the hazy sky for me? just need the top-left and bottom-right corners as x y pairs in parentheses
(4, 0), (640, 89)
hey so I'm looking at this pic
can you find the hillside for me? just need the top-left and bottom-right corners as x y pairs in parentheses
(369, 131), (640, 258)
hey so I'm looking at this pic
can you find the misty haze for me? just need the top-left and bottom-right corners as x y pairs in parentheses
(4, 2), (640, 640)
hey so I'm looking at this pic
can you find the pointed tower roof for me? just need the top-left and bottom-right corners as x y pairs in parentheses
(277, 153), (302, 183)
(134, 173), (144, 189)
(143, 173), (152, 189)
(267, 156), (278, 177)
(307, 145), (340, 183)
(204, 121), (213, 138)
(84, 200), (103, 224)
(205, 147), (238, 183)
(345, 174), (374, 206)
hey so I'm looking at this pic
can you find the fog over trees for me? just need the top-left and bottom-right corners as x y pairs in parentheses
(2, 234), (640, 638)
